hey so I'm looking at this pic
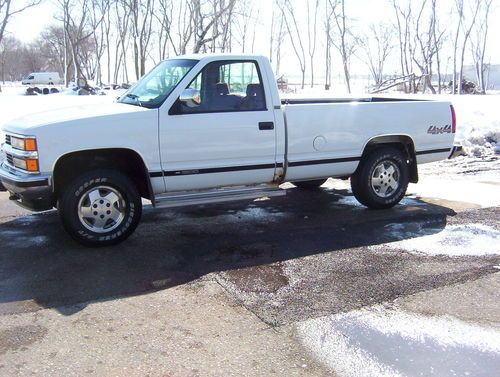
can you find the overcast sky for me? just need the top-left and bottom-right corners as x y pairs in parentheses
(5, 0), (500, 83)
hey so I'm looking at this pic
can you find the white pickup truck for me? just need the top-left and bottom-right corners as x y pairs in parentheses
(0, 54), (460, 246)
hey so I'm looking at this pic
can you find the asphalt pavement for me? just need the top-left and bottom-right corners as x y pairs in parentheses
(0, 178), (499, 376)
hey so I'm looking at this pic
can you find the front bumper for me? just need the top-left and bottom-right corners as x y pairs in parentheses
(0, 162), (54, 211)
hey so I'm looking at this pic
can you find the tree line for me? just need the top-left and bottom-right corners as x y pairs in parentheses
(0, 0), (495, 94)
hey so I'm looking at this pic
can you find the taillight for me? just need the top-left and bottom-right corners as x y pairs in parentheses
(450, 105), (456, 133)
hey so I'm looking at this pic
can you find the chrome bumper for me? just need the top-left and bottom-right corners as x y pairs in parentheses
(0, 162), (54, 211)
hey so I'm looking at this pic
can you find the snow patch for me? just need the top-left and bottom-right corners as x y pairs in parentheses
(375, 223), (500, 256)
(297, 305), (500, 377)
(408, 178), (500, 208)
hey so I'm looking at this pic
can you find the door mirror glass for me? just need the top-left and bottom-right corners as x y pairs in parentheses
(179, 88), (201, 108)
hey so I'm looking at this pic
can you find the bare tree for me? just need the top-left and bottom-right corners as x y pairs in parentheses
(103, 1), (113, 83)
(470, 0), (493, 94)
(113, 0), (131, 83)
(191, 0), (236, 53)
(457, 0), (480, 94)
(169, 0), (193, 55)
(39, 26), (72, 81)
(155, 0), (173, 60)
(0, 0), (41, 46)
(391, 0), (417, 93)
(122, 0), (156, 80)
(215, 0), (237, 52)
(306, 0), (319, 88)
(0, 36), (47, 83)
(89, 0), (111, 85)
(233, 0), (254, 53)
(328, 0), (357, 93)
(431, 0), (445, 93)
(55, 0), (107, 85)
(278, 0), (307, 89)
(269, 4), (286, 76)
(412, 0), (445, 94)
(324, 0), (334, 90)
(451, 0), (464, 94)
(0, 35), (21, 82)
(360, 23), (394, 88)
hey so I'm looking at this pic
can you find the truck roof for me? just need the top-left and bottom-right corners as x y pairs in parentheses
(170, 53), (268, 62)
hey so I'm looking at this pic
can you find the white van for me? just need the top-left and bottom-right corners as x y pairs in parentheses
(22, 72), (61, 85)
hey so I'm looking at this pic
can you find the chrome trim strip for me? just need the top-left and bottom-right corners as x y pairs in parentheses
(3, 131), (37, 139)
(2, 144), (38, 159)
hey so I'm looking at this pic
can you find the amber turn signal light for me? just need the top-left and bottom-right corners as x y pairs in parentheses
(24, 139), (37, 151)
(26, 159), (39, 172)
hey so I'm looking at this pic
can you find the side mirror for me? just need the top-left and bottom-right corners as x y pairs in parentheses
(179, 88), (201, 108)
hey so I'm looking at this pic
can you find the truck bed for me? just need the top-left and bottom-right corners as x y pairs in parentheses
(281, 98), (454, 181)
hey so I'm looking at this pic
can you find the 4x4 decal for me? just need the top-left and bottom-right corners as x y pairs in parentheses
(427, 125), (452, 134)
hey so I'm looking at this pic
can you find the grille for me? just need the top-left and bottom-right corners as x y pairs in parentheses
(5, 134), (11, 145)
(6, 153), (13, 165)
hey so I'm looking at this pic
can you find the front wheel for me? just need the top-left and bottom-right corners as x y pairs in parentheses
(351, 148), (409, 209)
(58, 169), (142, 247)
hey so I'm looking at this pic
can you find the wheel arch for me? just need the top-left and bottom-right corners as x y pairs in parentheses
(360, 134), (418, 183)
(52, 148), (154, 200)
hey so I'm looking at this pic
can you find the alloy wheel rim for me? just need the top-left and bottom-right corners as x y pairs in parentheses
(77, 186), (126, 233)
(370, 161), (401, 198)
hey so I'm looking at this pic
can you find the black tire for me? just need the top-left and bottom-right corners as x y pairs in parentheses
(58, 169), (142, 247)
(292, 179), (326, 189)
(351, 148), (409, 209)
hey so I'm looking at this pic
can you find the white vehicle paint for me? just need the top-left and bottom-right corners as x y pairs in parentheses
(0, 54), (459, 246)
(21, 72), (62, 85)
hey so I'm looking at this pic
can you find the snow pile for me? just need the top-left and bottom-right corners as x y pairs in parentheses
(376, 223), (500, 256)
(464, 127), (500, 157)
(449, 95), (500, 158)
(297, 305), (500, 377)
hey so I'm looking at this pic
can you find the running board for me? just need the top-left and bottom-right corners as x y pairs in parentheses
(154, 185), (286, 209)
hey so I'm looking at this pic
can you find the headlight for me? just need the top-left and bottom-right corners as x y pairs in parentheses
(12, 157), (39, 172)
(11, 136), (37, 151)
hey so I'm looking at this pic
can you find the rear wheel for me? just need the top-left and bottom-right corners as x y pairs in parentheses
(58, 169), (142, 247)
(292, 179), (326, 189)
(351, 148), (409, 209)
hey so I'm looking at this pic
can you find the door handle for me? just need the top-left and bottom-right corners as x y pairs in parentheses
(259, 122), (274, 130)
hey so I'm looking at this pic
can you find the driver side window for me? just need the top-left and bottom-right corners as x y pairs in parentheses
(170, 60), (267, 115)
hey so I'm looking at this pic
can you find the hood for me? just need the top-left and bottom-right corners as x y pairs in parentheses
(2, 102), (151, 133)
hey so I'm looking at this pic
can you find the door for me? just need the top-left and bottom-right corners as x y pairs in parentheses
(159, 60), (277, 192)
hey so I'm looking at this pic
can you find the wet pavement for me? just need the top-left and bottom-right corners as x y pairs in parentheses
(0, 179), (499, 376)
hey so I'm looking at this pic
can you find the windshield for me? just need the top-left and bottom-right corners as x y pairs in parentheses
(118, 59), (198, 108)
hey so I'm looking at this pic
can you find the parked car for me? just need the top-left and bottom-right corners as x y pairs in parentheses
(21, 72), (62, 85)
(1, 54), (461, 246)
